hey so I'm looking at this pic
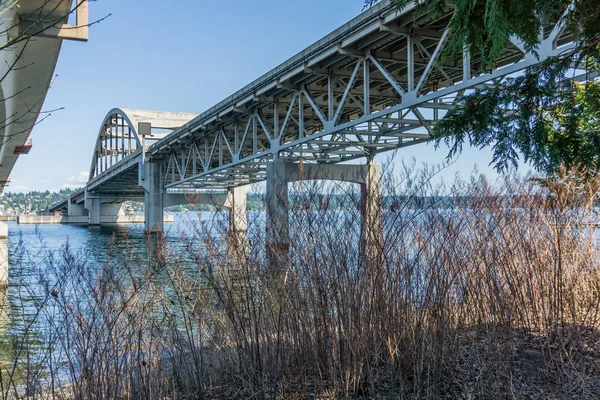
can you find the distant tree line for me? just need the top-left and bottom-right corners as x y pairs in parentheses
(5, 185), (593, 215)
(1, 187), (78, 214)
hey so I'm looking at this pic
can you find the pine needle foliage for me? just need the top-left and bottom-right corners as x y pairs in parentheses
(436, 57), (600, 174)
(394, 0), (570, 65)
(394, 0), (600, 177)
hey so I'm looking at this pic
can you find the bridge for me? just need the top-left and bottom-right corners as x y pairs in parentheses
(0, 0), (88, 193)
(0, 0), (89, 286)
(49, 0), (576, 265)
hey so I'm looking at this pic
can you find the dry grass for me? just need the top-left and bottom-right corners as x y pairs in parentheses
(0, 165), (599, 399)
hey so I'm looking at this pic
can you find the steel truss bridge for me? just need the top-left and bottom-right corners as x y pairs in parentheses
(51, 0), (576, 232)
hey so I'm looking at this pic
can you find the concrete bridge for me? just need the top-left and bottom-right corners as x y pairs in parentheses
(49, 0), (576, 265)
(0, 0), (89, 286)
(48, 108), (201, 224)
(0, 0), (88, 194)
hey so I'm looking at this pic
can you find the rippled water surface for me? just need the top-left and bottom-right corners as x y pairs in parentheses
(0, 212), (237, 385)
(0, 212), (231, 341)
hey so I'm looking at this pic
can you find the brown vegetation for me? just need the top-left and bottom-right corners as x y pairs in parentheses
(1, 165), (599, 399)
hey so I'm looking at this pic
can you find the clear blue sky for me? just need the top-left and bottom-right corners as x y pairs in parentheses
(9, 0), (519, 193)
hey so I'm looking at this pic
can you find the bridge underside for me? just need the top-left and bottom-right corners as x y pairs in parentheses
(0, 0), (87, 193)
(147, 1), (574, 191)
(89, 163), (144, 201)
(0, 0), (89, 286)
(48, 0), (581, 269)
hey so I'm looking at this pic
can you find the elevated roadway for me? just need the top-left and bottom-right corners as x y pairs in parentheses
(49, 0), (578, 265)
(0, 0), (89, 192)
(0, 0), (89, 286)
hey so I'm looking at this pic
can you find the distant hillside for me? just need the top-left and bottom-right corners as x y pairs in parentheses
(0, 189), (266, 214)
(0, 188), (548, 215)
(1, 188), (80, 214)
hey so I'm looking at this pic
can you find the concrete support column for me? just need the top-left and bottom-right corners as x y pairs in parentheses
(102, 204), (124, 217)
(360, 162), (382, 266)
(228, 185), (250, 237)
(67, 197), (88, 216)
(0, 284), (8, 334)
(144, 162), (164, 234)
(266, 161), (290, 267)
(88, 198), (101, 226)
(226, 185), (250, 255)
(264, 160), (383, 268)
(0, 222), (7, 288)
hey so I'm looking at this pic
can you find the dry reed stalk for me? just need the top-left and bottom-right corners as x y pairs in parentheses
(0, 166), (598, 399)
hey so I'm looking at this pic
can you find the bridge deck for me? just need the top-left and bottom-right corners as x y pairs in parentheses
(67, 0), (576, 208)
(0, 0), (78, 193)
(142, 0), (573, 191)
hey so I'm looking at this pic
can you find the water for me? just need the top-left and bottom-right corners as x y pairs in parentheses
(2, 216), (219, 331)
(0, 205), (596, 391)
(0, 212), (244, 388)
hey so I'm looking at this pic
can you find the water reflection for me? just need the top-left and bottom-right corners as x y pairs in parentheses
(0, 214), (221, 383)
(4, 212), (230, 296)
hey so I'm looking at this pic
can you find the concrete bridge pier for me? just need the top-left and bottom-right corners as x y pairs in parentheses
(67, 196), (88, 217)
(266, 161), (290, 267)
(83, 193), (128, 227)
(84, 194), (102, 227)
(265, 160), (382, 268)
(226, 185), (251, 250)
(144, 162), (164, 234)
(360, 162), (383, 267)
(161, 186), (250, 247)
(0, 222), (7, 288)
(141, 160), (251, 237)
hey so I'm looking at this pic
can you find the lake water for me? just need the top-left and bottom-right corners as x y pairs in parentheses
(0, 206), (597, 390)
(0, 212), (237, 387)
(0, 212), (234, 340)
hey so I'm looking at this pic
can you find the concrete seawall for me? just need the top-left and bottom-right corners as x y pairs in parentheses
(17, 214), (175, 225)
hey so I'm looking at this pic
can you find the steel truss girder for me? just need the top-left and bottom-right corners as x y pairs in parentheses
(164, 49), (570, 189)
(135, 1), (575, 190)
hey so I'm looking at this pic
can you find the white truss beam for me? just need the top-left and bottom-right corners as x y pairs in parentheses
(81, 1), (577, 192)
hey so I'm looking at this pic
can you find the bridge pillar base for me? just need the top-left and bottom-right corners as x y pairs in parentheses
(144, 162), (164, 234)
(86, 198), (101, 226)
(0, 222), (7, 288)
(67, 197), (88, 217)
(360, 162), (382, 267)
(227, 185), (250, 250)
(265, 160), (383, 268)
(266, 161), (290, 268)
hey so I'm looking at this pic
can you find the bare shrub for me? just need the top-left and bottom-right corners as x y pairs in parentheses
(0, 165), (599, 399)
